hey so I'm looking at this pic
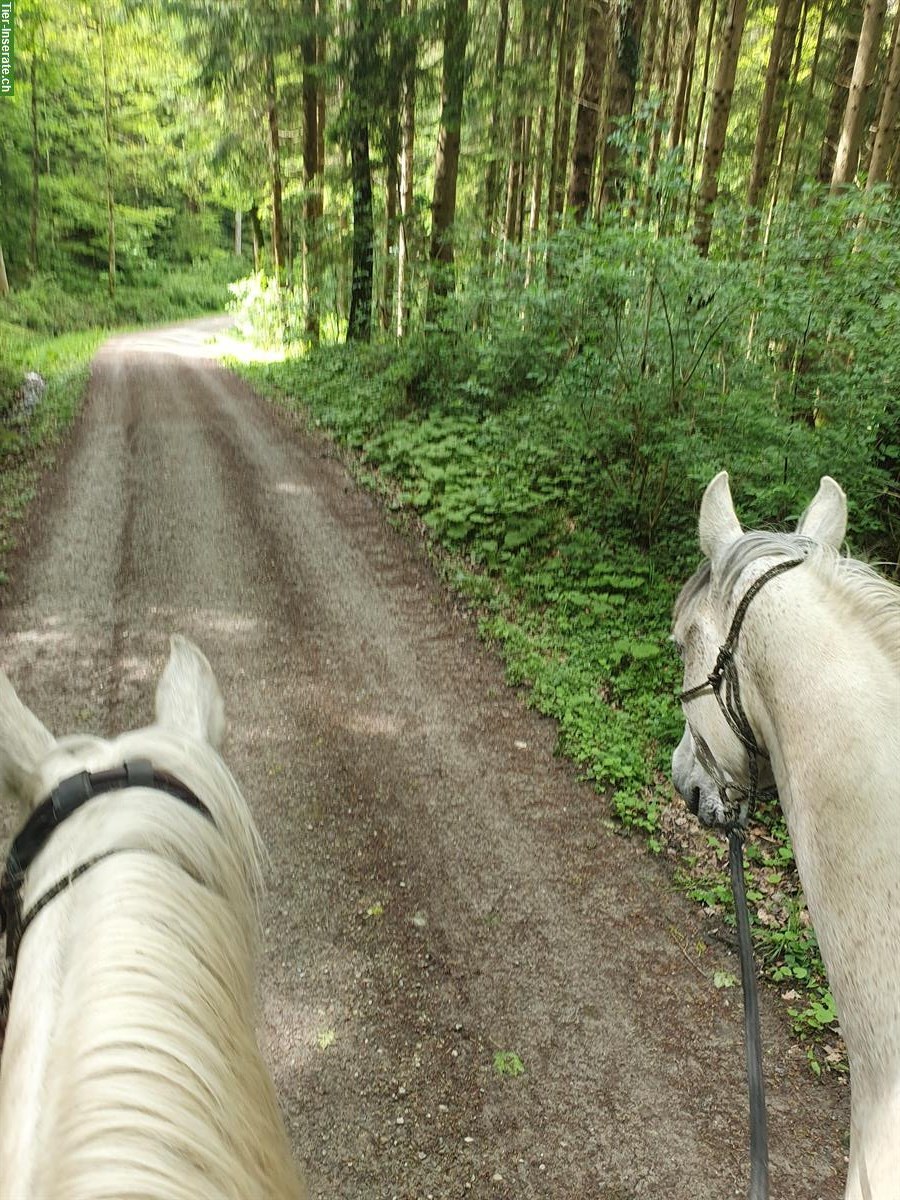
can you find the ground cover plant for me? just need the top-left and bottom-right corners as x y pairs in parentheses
(233, 207), (898, 1074)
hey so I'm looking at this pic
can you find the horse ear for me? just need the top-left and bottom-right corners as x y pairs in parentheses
(155, 635), (226, 749)
(796, 476), (847, 548)
(0, 671), (56, 812)
(698, 471), (743, 562)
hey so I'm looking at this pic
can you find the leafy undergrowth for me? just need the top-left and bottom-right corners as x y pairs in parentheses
(233, 341), (845, 1074)
(0, 324), (104, 576)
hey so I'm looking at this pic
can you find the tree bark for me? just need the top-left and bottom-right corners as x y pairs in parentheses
(482, 0), (510, 257)
(316, 0), (326, 178)
(819, 0), (863, 183)
(568, 0), (607, 220)
(249, 204), (265, 272)
(643, 0), (674, 218)
(428, 0), (469, 310)
(789, 0), (828, 194)
(348, 1), (375, 341)
(601, 0), (648, 207)
(684, 0), (718, 223)
(547, 0), (578, 234)
(746, 0), (801, 214)
(866, 4), (900, 187)
(264, 52), (286, 282)
(397, 0), (417, 337)
(381, 0), (402, 331)
(98, 5), (116, 297)
(302, 4), (321, 340)
(693, 0), (749, 255)
(831, 0), (888, 188)
(670, 0), (702, 152)
(526, 0), (557, 281)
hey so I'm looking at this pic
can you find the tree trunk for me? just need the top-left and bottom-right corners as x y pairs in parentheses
(265, 51), (285, 281)
(234, 209), (242, 257)
(482, 0), (510, 258)
(302, 6), (322, 341)
(670, 0), (702, 151)
(250, 204), (264, 272)
(98, 5), (116, 297)
(428, 0), (469, 311)
(762, 0), (809, 241)
(380, 0), (402, 331)
(819, 0), (863, 183)
(316, 0), (326, 178)
(643, 0), (674, 219)
(693, 0), (749, 255)
(601, 0), (648, 207)
(746, 0), (801, 214)
(684, 0), (719, 224)
(788, 0), (828, 194)
(866, 4), (900, 187)
(0, 245), (9, 296)
(568, 0), (607, 220)
(831, 0), (888, 188)
(348, 2), (375, 341)
(29, 50), (39, 272)
(526, 1), (557, 282)
(547, 0), (578, 234)
(397, 0), (417, 337)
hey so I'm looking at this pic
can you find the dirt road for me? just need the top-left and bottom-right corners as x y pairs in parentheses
(0, 319), (849, 1198)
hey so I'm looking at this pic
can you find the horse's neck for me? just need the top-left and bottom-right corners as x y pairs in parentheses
(744, 592), (900, 1089)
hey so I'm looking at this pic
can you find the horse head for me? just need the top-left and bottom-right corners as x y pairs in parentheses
(0, 635), (225, 819)
(671, 471), (848, 827)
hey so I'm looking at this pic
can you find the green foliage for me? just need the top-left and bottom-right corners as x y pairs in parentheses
(493, 1051), (525, 1078)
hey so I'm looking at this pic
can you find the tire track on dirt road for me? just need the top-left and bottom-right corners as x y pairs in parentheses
(0, 318), (849, 1198)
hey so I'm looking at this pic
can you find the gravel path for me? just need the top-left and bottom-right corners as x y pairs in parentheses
(0, 318), (849, 1198)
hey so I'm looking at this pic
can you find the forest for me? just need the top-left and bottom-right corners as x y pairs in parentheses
(1, 0), (899, 1071)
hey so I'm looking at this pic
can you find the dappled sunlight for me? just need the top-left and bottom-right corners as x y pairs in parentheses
(95, 318), (284, 365)
(275, 481), (315, 498)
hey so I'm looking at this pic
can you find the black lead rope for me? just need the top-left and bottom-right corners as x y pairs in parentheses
(729, 827), (769, 1200)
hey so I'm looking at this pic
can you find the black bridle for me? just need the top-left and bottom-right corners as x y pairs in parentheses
(0, 758), (213, 1041)
(677, 555), (805, 1200)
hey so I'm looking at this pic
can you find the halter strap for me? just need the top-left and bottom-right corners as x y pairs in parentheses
(678, 556), (805, 829)
(0, 759), (213, 1040)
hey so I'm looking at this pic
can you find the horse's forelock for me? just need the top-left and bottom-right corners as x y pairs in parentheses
(678, 529), (900, 671)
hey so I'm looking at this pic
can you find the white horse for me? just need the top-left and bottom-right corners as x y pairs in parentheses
(672, 472), (900, 1200)
(0, 636), (306, 1200)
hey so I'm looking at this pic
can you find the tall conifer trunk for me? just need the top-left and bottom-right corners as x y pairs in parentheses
(428, 0), (469, 310)
(265, 51), (286, 281)
(832, 0), (888, 187)
(568, 0), (606, 220)
(302, 3), (321, 341)
(866, 5), (900, 187)
(693, 0), (749, 255)
(819, 0), (863, 183)
(397, 0), (417, 337)
(348, 0), (374, 341)
(601, 0), (648, 207)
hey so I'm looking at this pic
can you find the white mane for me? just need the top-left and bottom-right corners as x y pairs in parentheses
(0, 639), (305, 1200)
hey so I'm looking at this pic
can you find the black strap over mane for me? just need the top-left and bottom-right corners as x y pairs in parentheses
(0, 759), (213, 1045)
